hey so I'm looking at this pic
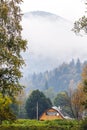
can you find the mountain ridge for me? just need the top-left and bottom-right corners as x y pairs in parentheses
(23, 11), (70, 22)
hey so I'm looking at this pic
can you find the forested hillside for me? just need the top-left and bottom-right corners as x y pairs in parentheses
(23, 59), (86, 95)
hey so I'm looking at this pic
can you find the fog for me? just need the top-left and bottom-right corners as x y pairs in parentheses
(21, 11), (87, 74)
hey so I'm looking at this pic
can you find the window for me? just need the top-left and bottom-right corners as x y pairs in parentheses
(46, 111), (58, 116)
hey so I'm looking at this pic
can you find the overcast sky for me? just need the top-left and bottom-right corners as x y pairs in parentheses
(21, 0), (85, 21)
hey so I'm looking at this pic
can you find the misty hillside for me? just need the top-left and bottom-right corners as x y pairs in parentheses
(24, 11), (59, 17)
(24, 11), (67, 21)
(21, 11), (87, 75)
(21, 59), (87, 98)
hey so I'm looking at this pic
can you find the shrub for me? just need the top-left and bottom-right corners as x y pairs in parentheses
(80, 118), (87, 130)
(0, 119), (81, 130)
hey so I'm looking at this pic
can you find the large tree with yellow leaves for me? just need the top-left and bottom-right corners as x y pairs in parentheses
(0, 0), (27, 122)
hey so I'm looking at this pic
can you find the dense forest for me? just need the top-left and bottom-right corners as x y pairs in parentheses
(23, 59), (86, 95)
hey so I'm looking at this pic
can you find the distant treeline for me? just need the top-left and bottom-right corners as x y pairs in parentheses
(25, 59), (86, 94)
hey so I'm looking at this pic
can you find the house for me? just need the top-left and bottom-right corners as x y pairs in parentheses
(39, 106), (65, 121)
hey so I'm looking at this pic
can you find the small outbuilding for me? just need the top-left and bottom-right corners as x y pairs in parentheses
(39, 106), (65, 121)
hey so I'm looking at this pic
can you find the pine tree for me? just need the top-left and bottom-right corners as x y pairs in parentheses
(25, 90), (52, 119)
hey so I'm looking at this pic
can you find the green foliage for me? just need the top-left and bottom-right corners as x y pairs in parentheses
(10, 90), (27, 119)
(0, 0), (27, 123)
(44, 87), (56, 104)
(25, 90), (52, 119)
(80, 65), (87, 109)
(0, 119), (80, 130)
(0, 93), (16, 124)
(0, 0), (27, 98)
(72, 1), (87, 113)
(54, 92), (69, 106)
(80, 118), (87, 130)
(54, 92), (74, 117)
(10, 103), (19, 117)
(73, 16), (87, 34)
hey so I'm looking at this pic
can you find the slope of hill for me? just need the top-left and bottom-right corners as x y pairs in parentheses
(21, 11), (87, 75)
(21, 59), (87, 97)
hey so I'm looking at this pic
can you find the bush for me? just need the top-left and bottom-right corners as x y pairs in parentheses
(80, 118), (87, 130)
(0, 119), (80, 130)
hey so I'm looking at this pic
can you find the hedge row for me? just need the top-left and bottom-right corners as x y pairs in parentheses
(0, 125), (80, 130)
(0, 119), (82, 130)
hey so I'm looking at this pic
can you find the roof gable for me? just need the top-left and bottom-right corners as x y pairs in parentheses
(39, 106), (65, 120)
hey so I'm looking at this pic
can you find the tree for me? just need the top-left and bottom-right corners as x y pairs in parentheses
(71, 83), (86, 119)
(54, 92), (69, 107)
(54, 84), (85, 119)
(73, 16), (87, 34)
(68, 80), (86, 119)
(76, 58), (81, 73)
(72, 1), (87, 116)
(81, 65), (87, 108)
(0, 0), (27, 122)
(54, 91), (74, 117)
(0, 93), (16, 124)
(25, 90), (52, 119)
(16, 90), (27, 118)
(0, 0), (27, 99)
(11, 90), (27, 118)
(73, 0), (87, 35)
(44, 87), (56, 104)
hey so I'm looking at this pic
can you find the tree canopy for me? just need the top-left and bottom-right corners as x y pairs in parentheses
(25, 90), (52, 119)
(0, 0), (27, 122)
(73, 1), (87, 110)
(0, 0), (27, 98)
